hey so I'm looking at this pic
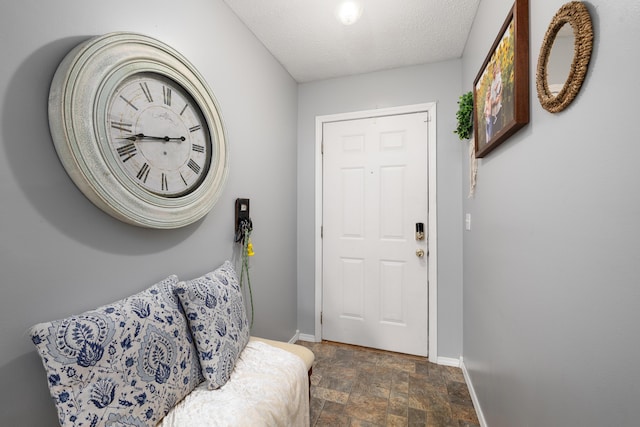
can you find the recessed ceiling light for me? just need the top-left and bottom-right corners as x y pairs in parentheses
(336, 1), (363, 26)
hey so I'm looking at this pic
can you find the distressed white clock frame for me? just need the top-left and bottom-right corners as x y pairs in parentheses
(48, 32), (228, 228)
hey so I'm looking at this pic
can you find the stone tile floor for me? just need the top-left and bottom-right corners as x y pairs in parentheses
(296, 340), (480, 427)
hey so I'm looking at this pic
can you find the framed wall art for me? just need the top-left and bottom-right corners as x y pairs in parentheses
(473, 0), (529, 158)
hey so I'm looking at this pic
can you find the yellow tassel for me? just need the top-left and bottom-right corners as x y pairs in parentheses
(247, 239), (255, 257)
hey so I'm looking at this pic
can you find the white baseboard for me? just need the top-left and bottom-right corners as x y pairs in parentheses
(460, 357), (488, 427)
(288, 330), (301, 344)
(289, 330), (321, 343)
(297, 333), (317, 342)
(436, 356), (460, 367)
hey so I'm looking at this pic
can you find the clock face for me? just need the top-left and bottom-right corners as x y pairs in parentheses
(107, 72), (212, 197)
(48, 32), (229, 228)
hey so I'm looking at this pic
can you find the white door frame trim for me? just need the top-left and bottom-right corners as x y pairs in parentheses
(314, 102), (438, 362)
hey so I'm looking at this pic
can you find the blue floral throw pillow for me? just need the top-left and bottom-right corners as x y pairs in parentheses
(175, 261), (250, 390)
(29, 275), (203, 427)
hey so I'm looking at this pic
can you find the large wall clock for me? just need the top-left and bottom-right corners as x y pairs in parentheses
(48, 32), (228, 228)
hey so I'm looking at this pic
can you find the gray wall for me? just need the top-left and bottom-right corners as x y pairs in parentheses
(0, 0), (298, 425)
(461, 0), (640, 426)
(6, 0), (635, 425)
(296, 60), (465, 359)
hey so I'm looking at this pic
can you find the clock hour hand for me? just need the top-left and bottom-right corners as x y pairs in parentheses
(121, 133), (186, 142)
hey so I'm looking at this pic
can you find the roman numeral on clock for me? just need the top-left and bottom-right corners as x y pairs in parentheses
(111, 121), (133, 133)
(136, 163), (150, 182)
(117, 143), (137, 162)
(140, 82), (153, 102)
(163, 86), (172, 106)
(192, 144), (205, 153)
(189, 125), (201, 133)
(187, 159), (201, 174)
(161, 173), (168, 191)
(119, 96), (138, 111)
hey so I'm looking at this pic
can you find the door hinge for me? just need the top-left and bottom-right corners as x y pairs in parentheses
(321, 225), (323, 238)
(320, 311), (323, 324)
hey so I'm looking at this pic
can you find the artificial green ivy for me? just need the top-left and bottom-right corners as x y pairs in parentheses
(454, 91), (474, 140)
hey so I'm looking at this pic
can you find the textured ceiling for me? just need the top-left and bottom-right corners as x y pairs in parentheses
(222, 0), (480, 83)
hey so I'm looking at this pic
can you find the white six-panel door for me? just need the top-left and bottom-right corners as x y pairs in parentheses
(322, 112), (428, 356)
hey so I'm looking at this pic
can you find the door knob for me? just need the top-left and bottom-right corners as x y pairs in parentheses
(416, 249), (425, 257)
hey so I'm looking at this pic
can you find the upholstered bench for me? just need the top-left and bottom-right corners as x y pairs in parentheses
(250, 336), (314, 395)
(29, 261), (313, 427)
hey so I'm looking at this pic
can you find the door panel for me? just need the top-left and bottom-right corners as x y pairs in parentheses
(322, 112), (428, 356)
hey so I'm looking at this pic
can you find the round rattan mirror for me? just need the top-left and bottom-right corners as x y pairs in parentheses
(536, 1), (593, 113)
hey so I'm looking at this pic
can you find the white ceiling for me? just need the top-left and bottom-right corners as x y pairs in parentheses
(222, 0), (481, 83)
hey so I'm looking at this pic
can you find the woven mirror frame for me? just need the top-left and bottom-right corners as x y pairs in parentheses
(536, 1), (593, 113)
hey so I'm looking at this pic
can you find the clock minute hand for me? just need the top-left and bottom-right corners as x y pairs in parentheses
(121, 133), (186, 142)
(141, 134), (186, 142)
